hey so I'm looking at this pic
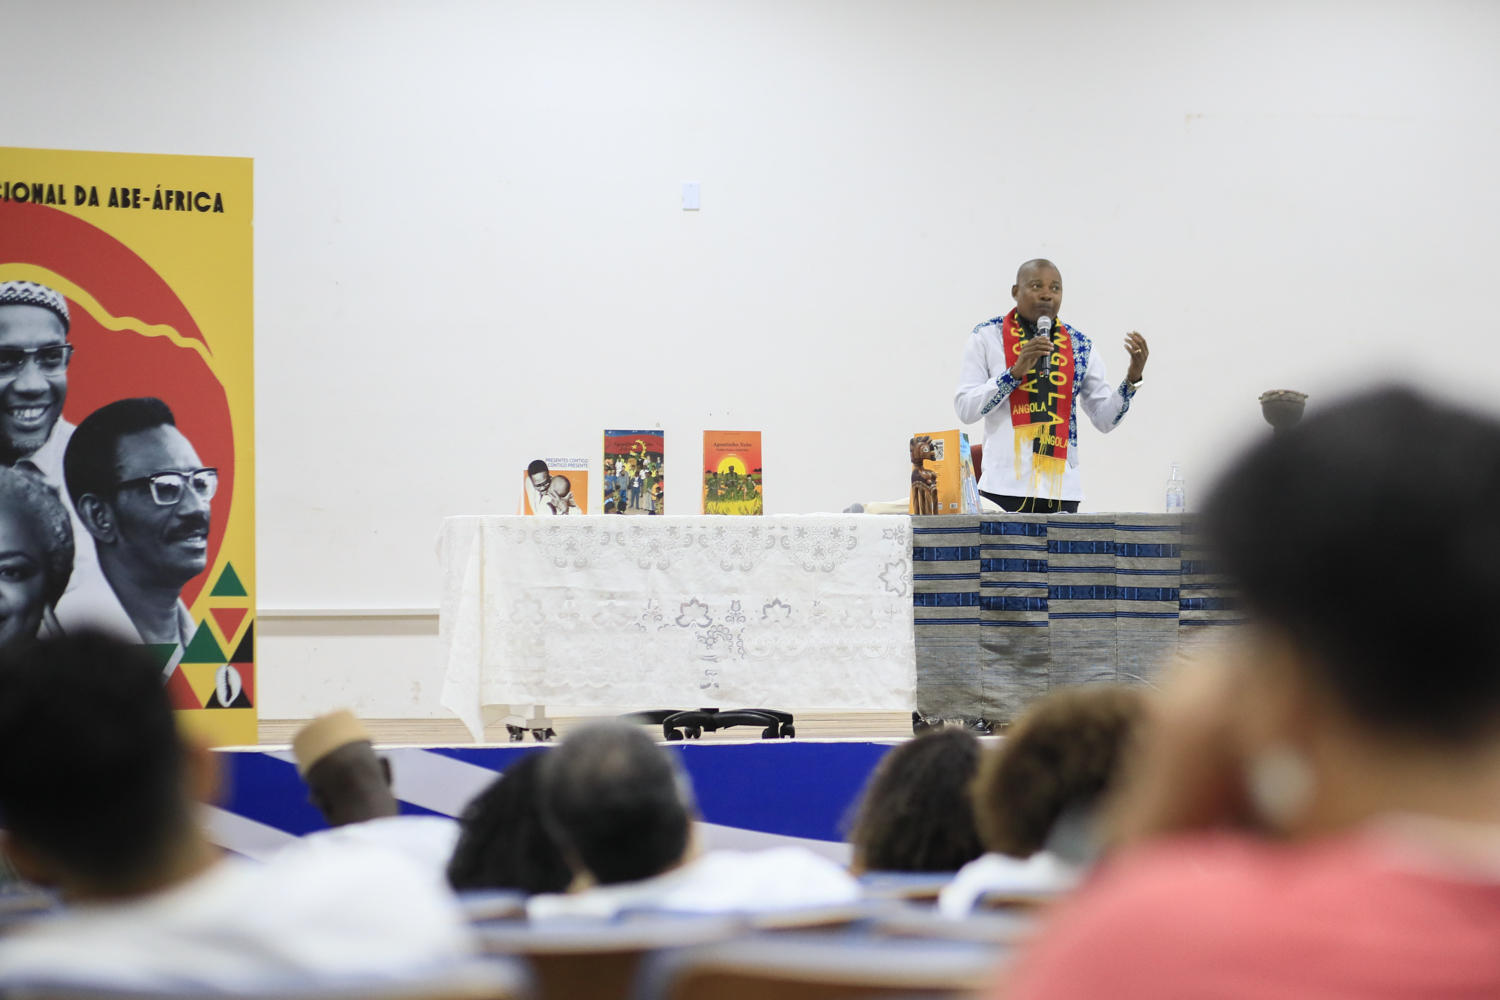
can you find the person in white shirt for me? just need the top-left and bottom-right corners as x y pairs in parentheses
(292, 710), (459, 874)
(528, 722), (858, 921)
(939, 684), (1143, 917)
(953, 260), (1150, 513)
(0, 632), (474, 992)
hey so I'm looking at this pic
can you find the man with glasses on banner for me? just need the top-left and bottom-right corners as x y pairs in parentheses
(0, 282), (76, 477)
(55, 398), (215, 648)
(0, 281), (102, 622)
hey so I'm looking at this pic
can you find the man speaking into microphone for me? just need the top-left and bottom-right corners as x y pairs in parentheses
(954, 259), (1149, 513)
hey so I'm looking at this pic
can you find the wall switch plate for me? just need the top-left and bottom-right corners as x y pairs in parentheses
(682, 182), (700, 210)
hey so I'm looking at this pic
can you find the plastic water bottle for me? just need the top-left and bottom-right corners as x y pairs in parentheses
(1165, 463), (1186, 513)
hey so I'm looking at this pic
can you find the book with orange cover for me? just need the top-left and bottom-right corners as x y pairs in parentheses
(703, 431), (763, 515)
(521, 458), (588, 515)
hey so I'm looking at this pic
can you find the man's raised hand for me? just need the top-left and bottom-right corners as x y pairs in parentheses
(1125, 332), (1149, 383)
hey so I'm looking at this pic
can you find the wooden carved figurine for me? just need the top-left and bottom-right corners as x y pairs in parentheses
(910, 435), (939, 516)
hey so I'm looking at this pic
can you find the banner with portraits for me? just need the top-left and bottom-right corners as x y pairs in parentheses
(0, 147), (254, 746)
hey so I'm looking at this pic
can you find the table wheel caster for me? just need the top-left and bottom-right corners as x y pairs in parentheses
(780, 723), (795, 739)
(686, 726), (702, 739)
(506, 725), (526, 743)
(665, 727), (684, 741)
(532, 727), (556, 742)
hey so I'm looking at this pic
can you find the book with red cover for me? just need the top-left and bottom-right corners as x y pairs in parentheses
(603, 430), (664, 514)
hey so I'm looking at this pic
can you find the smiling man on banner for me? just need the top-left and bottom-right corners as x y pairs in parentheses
(954, 259), (1150, 513)
(0, 281), (108, 617)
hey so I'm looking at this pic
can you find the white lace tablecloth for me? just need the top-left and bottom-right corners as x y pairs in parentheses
(438, 515), (915, 740)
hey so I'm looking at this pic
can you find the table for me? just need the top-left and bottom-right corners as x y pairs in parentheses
(438, 515), (916, 741)
(910, 512), (1239, 724)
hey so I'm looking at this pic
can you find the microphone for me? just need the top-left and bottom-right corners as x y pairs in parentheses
(1035, 315), (1053, 378)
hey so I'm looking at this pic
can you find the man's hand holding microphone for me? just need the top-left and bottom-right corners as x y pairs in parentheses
(1010, 316), (1055, 382)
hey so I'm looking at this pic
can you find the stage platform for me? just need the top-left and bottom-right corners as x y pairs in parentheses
(211, 736), (917, 867)
(257, 712), (918, 745)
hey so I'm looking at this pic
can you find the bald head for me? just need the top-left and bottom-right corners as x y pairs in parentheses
(1012, 259), (1062, 324)
(1017, 259), (1059, 283)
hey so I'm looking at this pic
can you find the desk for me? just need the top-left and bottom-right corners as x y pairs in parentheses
(438, 515), (915, 741)
(910, 512), (1239, 724)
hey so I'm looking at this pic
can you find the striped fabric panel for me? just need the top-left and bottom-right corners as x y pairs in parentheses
(912, 512), (1231, 722)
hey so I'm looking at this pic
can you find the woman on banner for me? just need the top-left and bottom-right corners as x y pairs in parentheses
(0, 465), (74, 651)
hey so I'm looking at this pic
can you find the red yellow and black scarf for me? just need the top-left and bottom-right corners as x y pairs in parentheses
(1001, 308), (1075, 497)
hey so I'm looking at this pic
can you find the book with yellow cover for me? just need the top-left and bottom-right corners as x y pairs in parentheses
(703, 431), (762, 515)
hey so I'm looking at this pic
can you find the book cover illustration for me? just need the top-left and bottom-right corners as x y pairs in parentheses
(603, 430), (664, 514)
(911, 429), (979, 515)
(703, 431), (762, 515)
(522, 458), (588, 515)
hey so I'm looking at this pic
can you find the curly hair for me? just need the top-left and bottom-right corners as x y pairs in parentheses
(0, 466), (74, 608)
(975, 685), (1144, 858)
(448, 751), (572, 894)
(846, 727), (985, 873)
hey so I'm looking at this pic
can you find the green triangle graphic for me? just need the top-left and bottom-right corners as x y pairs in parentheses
(210, 563), (248, 597)
(180, 620), (226, 664)
(142, 643), (178, 670)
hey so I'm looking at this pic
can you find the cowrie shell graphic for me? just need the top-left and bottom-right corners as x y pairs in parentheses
(215, 664), (243, 707)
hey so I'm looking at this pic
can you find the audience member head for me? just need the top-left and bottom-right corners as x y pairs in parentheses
(540, 722), (693, 886)
(1118, 387), (1500, 843)
(448, 752), (572, 894)
(0, 465), (74, 650)
(0, 631), (217, 898)
(1207, 387), (1500, 744)
(975, 685), (1144, 861)
(292, 710), (399, 827)
(847, 728), (985, 873)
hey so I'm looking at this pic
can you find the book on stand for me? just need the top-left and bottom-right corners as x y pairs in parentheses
(521, 458), (588, 515)
(703, 431), (763, 515)
(603, 430), (664, 514)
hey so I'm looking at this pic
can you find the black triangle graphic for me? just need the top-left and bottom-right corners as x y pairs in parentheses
(206, 686), (253, 709)
(229, 623), (253, 664)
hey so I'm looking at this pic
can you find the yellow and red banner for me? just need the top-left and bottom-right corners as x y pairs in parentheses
(0, 147), (255, 746)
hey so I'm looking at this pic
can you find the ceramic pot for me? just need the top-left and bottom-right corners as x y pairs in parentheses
(1259, 390), (1308, 433)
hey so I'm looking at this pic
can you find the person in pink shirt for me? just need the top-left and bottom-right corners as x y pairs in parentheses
(1002, 386), (1500, 1000)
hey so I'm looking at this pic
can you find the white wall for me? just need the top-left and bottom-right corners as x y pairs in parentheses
(4, 0), (1499, 718)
